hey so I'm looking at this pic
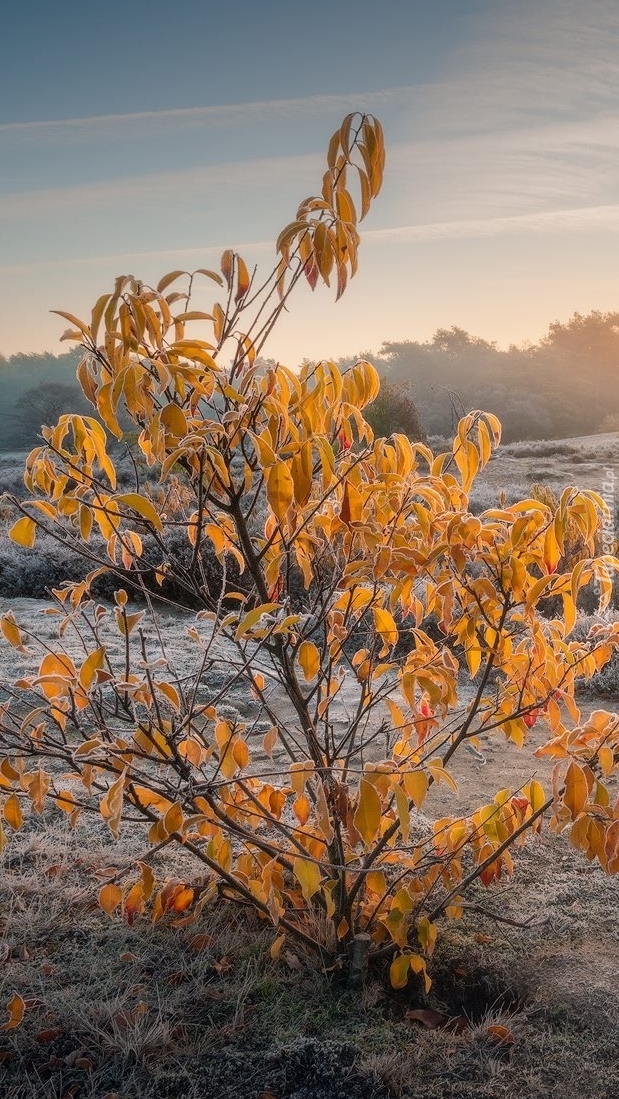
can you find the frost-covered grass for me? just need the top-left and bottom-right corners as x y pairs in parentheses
(2, 786), (619, 1098)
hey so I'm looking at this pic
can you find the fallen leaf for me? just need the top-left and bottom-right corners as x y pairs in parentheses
(404, 1008), (448, 1029)
(74, 1056), (95, 1070)
(1, 993), (25, 1031)
(189, 933), (214, 953)
(36, 1027), (65, 1043)
(213, 956), (233, 974)
(405, 1008), (469, 1034)
(486, 1023), (514, 1045)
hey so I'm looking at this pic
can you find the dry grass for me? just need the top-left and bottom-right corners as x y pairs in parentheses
(1, 812), (619, 1098)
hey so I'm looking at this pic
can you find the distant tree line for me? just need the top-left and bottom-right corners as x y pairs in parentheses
(1, 311), (618, 450)
(0, 350), (84, 451)
(341, 311), (619, 442)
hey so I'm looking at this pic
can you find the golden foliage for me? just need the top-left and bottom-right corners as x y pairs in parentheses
(2, 114), (619, 992)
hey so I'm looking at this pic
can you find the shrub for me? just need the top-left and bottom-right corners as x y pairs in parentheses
(2, 114), (619, 998)
(364, 378), (425, 442)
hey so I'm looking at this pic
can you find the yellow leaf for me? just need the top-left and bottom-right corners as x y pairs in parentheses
(402, 769), (428, 809)
(336, 917), (349, 939)
(393, 783), (410, 843)
(314, 777), (334, 844)
(232, 739), (250, 769)
(267, 462), (294, 521)
(235, 255), (251, 303)
(97, 382), (123, 439)
(416, 917), (437, 954)
(172, 886), (195, 913)
(55, 790), (76, 814)
(1, 614), (23, 648)
(543, 525), (560, 574)
(298, 641), (320, 681)
(526, 779), (546, 813)
(373, 607), (399, 649)
(291, 441), (313, 506)
(366, 870), (387, 895)
(79, 504), (93, 542)
(234, 602), (280, 641)
(269, 788), (288, 819)
(3, 794), (23, 830)
(293, 856), (322, 903)
(79, 648), (105, 690)
(157, 269), (186, 293)
(427, 758), (458, 793)
(389, 954), (411, 990)
(563, 761), (589, 818)
(51, 309), (90, 337)
(99, 882), (123, 915)
(353, 778), (382, 845)
(9, 516), (36, 548)
(289, 761), (315, 795)
(24, 768), (50, 813)
(161, 402), (188, 438)
(114, 493), (164, 533)
(90, 292), (112, 342)
(271, 933), (286, 960)
(157, 682), (181, 710)
(409, 953), (432, 993)
(164, 802), (184, 835)
(251, 430), (277, 467)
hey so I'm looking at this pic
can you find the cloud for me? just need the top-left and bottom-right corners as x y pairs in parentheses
(0, 239), (273, 276)
(365, 204), (619, 243)
(0, 152), (320, 218)
(0, 86), (414, 142)
(3, 203), (619, 279)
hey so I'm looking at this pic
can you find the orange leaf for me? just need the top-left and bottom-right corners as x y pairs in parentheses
(1, 993), (25, 1032)
(99, 882), (123, 915)
(563, 761), (589, 818)
(3, 794), (23, 831)
(267, 462), (294, 521)
(172, 887), (195, 913)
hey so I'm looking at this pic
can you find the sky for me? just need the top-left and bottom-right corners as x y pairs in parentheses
(1, 0), (619, 366)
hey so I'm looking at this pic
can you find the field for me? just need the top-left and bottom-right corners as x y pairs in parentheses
(1, 433), (619, 1098)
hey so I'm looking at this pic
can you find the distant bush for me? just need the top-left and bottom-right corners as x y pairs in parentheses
(467, 484), (530, 514)
(571, 613), (619, 696)
(0, 466), (26, 498)
(500, 441), (583, 460)
(364, 378), (425, 441)
(0, 533), (92, 598)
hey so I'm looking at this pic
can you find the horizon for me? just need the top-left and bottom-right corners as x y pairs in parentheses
(1, 304), (616, 365)
(1, 0), (618, 364)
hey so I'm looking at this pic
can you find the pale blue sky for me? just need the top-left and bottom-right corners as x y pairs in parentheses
(1, 0), (618, 363)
